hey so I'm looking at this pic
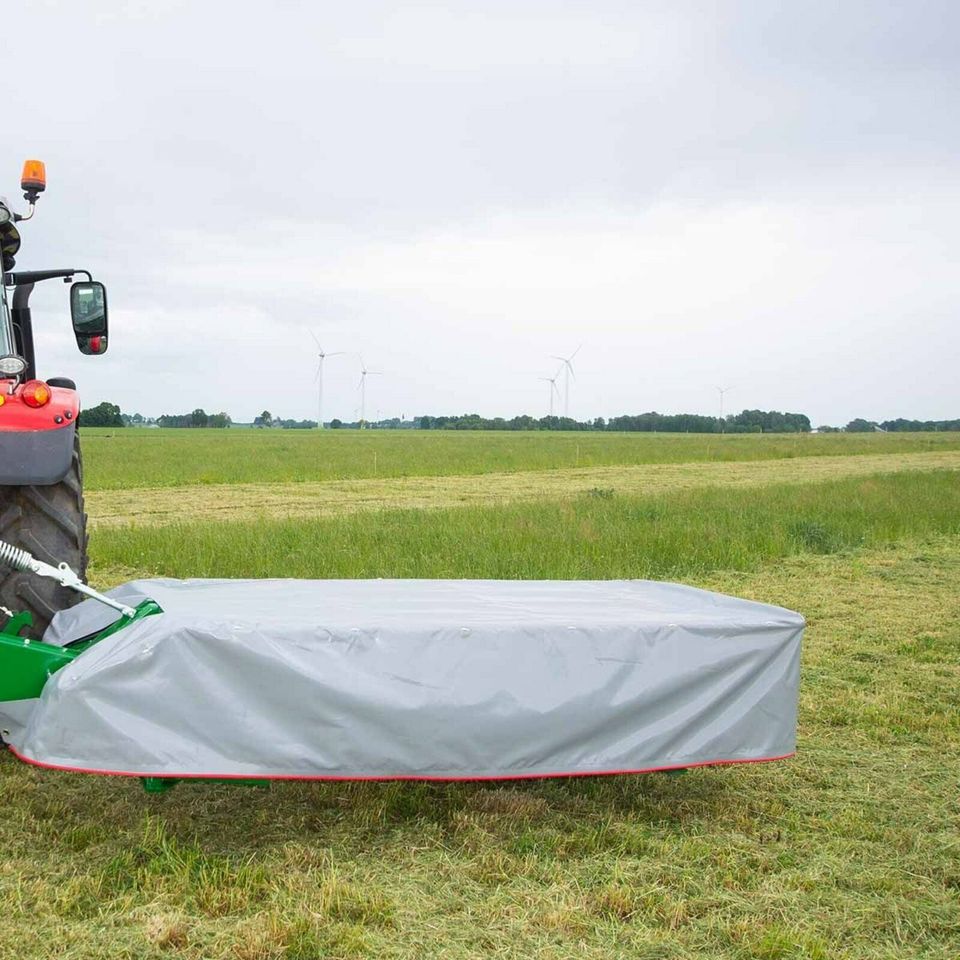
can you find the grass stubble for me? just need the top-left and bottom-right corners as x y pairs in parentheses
(0, 438), (958, 959)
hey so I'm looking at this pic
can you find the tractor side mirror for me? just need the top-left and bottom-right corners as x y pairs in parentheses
(70, 281), (109, 355)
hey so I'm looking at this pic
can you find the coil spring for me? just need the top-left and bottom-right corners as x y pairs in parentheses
(0, 539), (32, 573)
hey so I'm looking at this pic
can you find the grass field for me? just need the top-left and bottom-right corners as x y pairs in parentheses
(2, 431), (959, 958)
(80, 427), (960, 489)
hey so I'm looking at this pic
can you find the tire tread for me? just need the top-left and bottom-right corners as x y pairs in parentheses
(0, 433), (88, 634)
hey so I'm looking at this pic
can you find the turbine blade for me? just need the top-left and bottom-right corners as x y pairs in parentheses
(309, 330), (322, 348)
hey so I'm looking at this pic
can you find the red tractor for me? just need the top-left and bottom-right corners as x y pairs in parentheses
(0, 161), (109, 631)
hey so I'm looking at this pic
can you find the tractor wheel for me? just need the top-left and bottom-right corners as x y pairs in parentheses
(0, 432), (88, 636)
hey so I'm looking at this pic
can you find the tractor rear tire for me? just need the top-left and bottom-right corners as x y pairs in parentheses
(0, 432), (88, 636)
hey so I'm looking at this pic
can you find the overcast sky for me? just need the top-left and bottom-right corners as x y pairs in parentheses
(2, 1), (957, 425)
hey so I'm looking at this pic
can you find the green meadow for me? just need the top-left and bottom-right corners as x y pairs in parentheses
(91, 470), (960, 582)
(2, 431), (958, 958)
(79, 427), (960, 489)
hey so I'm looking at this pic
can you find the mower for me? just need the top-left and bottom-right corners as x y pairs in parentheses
(0, 163), (804, 793)
(0, 536), (804, 793)
(1, 160), (109, 633)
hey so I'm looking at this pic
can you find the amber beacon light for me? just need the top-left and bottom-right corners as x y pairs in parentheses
(21, 160), (46, 203)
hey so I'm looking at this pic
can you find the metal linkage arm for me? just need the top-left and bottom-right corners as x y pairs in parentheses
(0, 538), (135, 618)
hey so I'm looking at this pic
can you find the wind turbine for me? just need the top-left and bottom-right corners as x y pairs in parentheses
(550, 346), (581, 418)
(357, 355), (382, 429)
(538, 372), (560, 417)
(715, 385), (732, 433)
(310, 332), (345, 430)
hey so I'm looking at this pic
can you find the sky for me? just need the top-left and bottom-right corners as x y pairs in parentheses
(1, 0), (957, 426)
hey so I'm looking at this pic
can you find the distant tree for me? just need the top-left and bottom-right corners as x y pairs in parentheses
(727, 410), (810, 433)
(207, 411), (232, 428)
(158, 412), (191, 427)
(254, 410), (273, 428)
(844, 418), (877, 433)
(80, 401), (124, 427)
(190, 408), (208, 428)
(329, 418), (343, 429)
(817, 424), (841, 433)
(275, 418), (317, 429)
(880, 418), (960, 432)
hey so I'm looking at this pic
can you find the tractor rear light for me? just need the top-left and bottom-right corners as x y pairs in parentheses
(20, 380), (51, 408)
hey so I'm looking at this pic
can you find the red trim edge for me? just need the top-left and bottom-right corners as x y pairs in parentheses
(4, 744), (795, 782)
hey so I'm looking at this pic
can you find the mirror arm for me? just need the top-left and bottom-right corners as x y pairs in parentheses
(4, 269), (91, 286)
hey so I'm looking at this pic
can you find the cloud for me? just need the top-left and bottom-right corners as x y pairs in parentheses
(3, 1), (958, 424)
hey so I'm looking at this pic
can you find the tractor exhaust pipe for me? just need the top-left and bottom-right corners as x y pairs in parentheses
(0, 539), (136, 619)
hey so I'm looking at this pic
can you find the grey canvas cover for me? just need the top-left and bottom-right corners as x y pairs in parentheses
(3, 578), (804, 780)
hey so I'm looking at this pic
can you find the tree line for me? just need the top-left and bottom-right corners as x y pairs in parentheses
(77, 402), (959, 433)
(417, 410), (812, 433)
(826, 417), (960, 433)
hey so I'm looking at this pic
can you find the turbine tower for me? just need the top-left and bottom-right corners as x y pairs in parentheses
(538, 373), (560, 417)
(310, 331), (345, 430)
(550, 346), (581, 419)
(357, 355), (382, 429)
(716, 385), (731, 433)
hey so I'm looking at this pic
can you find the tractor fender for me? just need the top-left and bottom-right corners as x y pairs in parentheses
(0, 422), (77, 485)
(0, 383), (80, 485)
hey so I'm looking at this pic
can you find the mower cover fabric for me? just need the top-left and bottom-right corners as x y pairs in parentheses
(4, 578), (803, 780)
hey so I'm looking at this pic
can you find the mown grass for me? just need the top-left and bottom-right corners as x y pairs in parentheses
(90, 470), (960, 582)
(83, 447), (960, 529)
(4, 455), (960, 957)
(79, 427), (960, 490)
(3, 528), (959, 957)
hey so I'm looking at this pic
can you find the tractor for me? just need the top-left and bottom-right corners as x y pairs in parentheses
(0, 161), (109, 632)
